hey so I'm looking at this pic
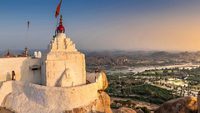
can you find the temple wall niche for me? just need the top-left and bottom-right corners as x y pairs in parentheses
(0, 57), (41, 84)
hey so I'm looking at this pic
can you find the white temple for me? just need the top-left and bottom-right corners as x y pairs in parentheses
(0, 15), (111, 113)
(0, 16), (87, 87)
(44, 16), (86, 87)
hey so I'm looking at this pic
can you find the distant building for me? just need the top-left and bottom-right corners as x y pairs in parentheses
(34, 51), (42, 58)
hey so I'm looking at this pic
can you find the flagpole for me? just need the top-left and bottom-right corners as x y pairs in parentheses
(54, 0), (62, 37)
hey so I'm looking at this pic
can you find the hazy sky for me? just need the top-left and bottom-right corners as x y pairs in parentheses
(0, 0), (200, 51)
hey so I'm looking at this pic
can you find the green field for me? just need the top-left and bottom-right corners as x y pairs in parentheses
(130, 84), (177, 104)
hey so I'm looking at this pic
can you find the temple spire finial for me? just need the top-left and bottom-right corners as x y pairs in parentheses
(56, 15), (65, 34)
(60, 15), (63, 24)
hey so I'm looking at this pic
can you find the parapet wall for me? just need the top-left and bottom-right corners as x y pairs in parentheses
(0, 80), (101, 113)
(0, 57), (41, 84)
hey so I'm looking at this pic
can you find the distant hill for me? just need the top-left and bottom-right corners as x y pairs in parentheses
(1, 49), (200, 68)
(85, 51), (200, 70)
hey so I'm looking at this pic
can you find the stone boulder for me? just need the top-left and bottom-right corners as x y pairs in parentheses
(95, 91), (112, 113)
(64, 91), (112, 113)
(114, 107), (137, 113)
(135, 109), (144, 113)
(155, 96), (197, 113)
(100, 71), (109, 91)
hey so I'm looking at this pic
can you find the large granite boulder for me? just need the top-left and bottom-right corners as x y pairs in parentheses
(95, 91), (112, 113)
(101, 71), (109, 90)
(64, 91), (112, 113)
(155, 96), (197, 113)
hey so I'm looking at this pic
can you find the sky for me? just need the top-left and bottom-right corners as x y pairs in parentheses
(0, 0), (200, 51)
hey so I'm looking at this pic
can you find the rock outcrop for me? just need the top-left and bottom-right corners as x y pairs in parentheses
(114, 107), (137, 113)
(95, 91), (112, 113)
(155, 96), (197, 113)
(100, 71), (109, 91)
(64, 91), (112, 113)
(135, 109), (144, 113)
(0, 107), (13, 113)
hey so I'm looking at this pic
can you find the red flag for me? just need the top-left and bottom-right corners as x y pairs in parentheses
(55, 0), (62, 18)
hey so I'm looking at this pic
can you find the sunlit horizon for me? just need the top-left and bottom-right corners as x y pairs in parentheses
(0, 0), (200, 51)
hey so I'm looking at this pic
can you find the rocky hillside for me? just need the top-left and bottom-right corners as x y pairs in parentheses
(155, 96), (197, 113)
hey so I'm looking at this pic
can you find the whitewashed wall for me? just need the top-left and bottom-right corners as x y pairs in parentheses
(45, 52), (86, 87)
(0, 80), (100, 113)
(0, 57), (41, 84)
